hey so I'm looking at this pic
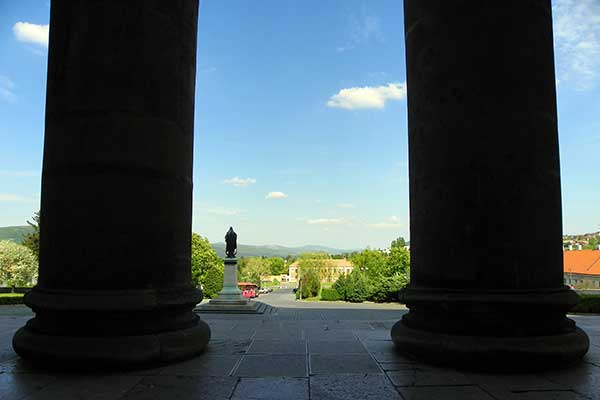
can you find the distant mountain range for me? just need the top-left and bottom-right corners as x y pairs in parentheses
(0, 225), (33, 243)
(0, 225), (354, 257)
(210, 242), (355, 258)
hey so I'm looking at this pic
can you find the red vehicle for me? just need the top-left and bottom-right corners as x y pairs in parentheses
(238, 282), (259, 298)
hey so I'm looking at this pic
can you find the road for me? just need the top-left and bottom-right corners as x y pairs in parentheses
(256, 288), (407, 310)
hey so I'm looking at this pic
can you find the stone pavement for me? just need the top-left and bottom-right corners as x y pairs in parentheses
(0, 292), (599, 399)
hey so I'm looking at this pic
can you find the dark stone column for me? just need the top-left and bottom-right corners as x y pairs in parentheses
(13, 0), (210, 367)
(392, 0), (589, 370)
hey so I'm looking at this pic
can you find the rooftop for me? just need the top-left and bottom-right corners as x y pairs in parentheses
(564, 250), (600, 276)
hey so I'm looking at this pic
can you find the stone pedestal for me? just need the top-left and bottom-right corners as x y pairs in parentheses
(13, 0), (210, 368)
(196, 259), (263, 313)
(392, 0), (589, 371)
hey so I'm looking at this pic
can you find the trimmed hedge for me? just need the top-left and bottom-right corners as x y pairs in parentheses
(320, 288), (342, 301)
(571, 294), (600, 314)
(0, 293), (25, 305)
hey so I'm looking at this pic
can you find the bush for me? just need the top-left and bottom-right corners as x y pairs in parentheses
(0, 240), (38, 288)
(571, 294), (600, 313)
(346, 270), (371, 302)
(368, 274), (409, 302)
(320, 288), (342, 301)
(0, 293), (25, 305)
(333, 274), (350, 301)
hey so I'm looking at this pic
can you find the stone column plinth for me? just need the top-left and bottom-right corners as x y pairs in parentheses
(13, 0), (210, 368)
(392, 0), (589, 370)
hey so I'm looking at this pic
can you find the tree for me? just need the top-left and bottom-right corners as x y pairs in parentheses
(22, 211), (40, 260)
(240, 257), (271, 285)
(297, 267), (320, 299)
(191, 233), (224, 298)
(0, 240), (38, 289)
(268, 257), (286, 275)
(345, 269), (371, 302)
(297, 252), (334, 282)
(386, 244), (410, 277)
(391, 236), (406, 249)
(333, 273), (351, 301)
(351, 249), (387, 278)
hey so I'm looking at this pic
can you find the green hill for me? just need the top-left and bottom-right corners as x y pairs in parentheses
(210, 242), (354, 258)
(0, 226), (34, 243)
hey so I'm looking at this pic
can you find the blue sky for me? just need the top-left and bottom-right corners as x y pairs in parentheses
(0, 0), (599, 249)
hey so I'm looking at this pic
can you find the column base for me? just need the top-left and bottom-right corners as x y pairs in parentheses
(391, 320), (589, 372)
(393, 286), (590, 371)
(12, 286), (210, 369)
(13, 319), (210, 369)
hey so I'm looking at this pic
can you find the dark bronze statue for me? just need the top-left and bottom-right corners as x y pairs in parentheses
(225, 227), (237, 258)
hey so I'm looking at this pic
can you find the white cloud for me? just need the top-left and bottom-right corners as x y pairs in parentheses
(13, 22), (49, 47)
(327, 82), (406, 110)
(307, 218), (347, 225)
(336, 203), (356, 209)
(0, 76), (16, 102)
(367, 216), (402, 229)
(266, 191), (288, 199)
(223, 177), (256, 187)
(0, 170), (39, 177)
(0, 193), (36, 203)
(553, 0), (600, 90)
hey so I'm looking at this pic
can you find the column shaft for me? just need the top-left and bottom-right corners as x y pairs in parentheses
(392, 0), (589, 370)
(13, 0), (210, 367)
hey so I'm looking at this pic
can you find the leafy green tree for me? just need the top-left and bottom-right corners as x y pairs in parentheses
(191, 233), (224, 298)
(297, 252), (334, 282)
(351, 249), (387, 278)
(386, 244), (410, 277)
(240, 257), (271, 285)
(0, 240), (38, 289)
(268, 257), (286, 275)
(345, 269), (371, 302)
(297, 267), (321, 299)
(333, 273), (351, 301)
(369, 274), (409, 302)
(391, 236), (406, 248)
(22, 211), (40, 260)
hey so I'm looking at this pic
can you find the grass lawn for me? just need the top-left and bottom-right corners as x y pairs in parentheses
(0, 293), (25, 305)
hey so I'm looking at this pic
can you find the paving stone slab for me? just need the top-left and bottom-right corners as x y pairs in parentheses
(304, 328), (357, 341)
(310, 373), (401, 400)
(203, 338), (251, 355)
(247, 339), (307, 354)
(252, 328), (303, 340)
(21, 374), (143, 400)
(467, 371), (570, 392)
(397, 385), (496, 400)
(310, 354), (381, 375)
(362, 339), (400, 354)
(119, 375), (237, 400)
(231, 377), (309, 400)
(370, 351), (416, 363)
(387, 366), (471, 386)
(308, 339), (366, 354)
(234, 354), (307, 377)
(486, 389), (586, 400)
(159, 355), (241, 376)
(0, 373), (58, 400)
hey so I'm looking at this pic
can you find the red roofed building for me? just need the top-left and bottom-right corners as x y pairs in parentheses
(564, 250), (600, 289)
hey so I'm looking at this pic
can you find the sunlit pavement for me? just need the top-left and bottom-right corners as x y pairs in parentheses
(0, 291), (599, 399)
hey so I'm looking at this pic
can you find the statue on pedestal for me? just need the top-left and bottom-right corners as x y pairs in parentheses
(225, 227), (237, 258)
